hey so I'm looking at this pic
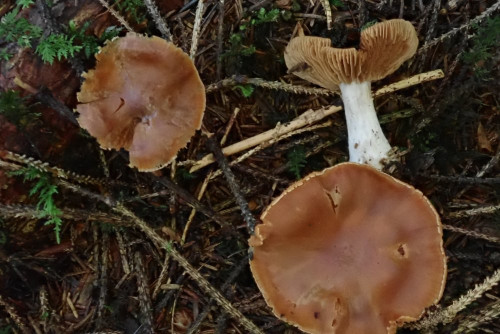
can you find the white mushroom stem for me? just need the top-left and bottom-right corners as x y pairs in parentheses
(340, 81), (391, 169)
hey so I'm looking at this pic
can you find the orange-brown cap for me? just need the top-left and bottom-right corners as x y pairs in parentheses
(249, 163), (446, 334)
(76, 33), (206, 171)
(284, 20), (418, 88)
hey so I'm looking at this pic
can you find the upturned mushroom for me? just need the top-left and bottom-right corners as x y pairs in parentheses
(249, 163), (447, 334)
(76, 33), (206, 171)
(284, 19), (418, 169)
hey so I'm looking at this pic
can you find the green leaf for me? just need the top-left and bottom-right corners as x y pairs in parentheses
(0, 90), (40, 127)
(254, 8), (280, 25)
(240, 45), (256, 56)
(35, 34), (82, 64)
(361, 20), (378, 31)
(329, 0), (345, 9)
(0, 49), (12, 61)
(234, 84), (254, 97)
(287, 146), (307, 179)
(9, 167), (64, 243)
(0, 7), (42, 47)
(16, 0), (35, 9)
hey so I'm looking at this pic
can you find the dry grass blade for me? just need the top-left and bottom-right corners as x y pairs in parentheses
(0, 204), (127, 225)
(448, 204), (500, 219)
(408, 268), (500, 330)
(443, 224), (500, 244)
(1, 150), (124, 186)
(190, 0), (205, 59)
(0, 294), (30, 332)
(454, 298), (500, 333)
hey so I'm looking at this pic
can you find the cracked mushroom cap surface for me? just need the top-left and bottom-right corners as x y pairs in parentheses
(249, 163), (446, 334)
(76, 33), (205, 171)
(284, 19), (418, 89)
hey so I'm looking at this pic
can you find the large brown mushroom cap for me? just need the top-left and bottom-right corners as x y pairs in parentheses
(249, 163), (446, 334)
(284, 19), (418, 87)
(76, 33), (205, 171)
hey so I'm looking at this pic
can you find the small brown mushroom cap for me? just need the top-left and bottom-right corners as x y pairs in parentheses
(249, 163), (446, 334)
(76, 33), (205, 171)
(284, 19), (418, 87)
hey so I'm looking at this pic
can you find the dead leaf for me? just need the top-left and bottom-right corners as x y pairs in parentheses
(477, 122), (493, 152)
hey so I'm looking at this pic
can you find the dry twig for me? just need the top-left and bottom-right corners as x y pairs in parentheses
(97, 0), (133, 32)
(143, 0), (173, 41)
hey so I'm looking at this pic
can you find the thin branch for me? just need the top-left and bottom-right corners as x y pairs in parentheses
(320, 0), (333, 30)
(190, 105), (341, 172)
(134, 252), (154, 333)
(216, 0), (225, 80)
(143, 0), (173, 41)
(206, 136), (258, 235)
(97, 0), (134, 32)
(186, 259), (248, 334)
(34, 87), (79, 126)
(417, 0), (500, 54)
(95, 229), (109, 329)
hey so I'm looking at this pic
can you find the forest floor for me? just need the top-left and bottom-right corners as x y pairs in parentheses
(0, 0), (499, 333)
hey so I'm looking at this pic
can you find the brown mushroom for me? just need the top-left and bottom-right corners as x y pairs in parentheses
(76, 33), (205, 171)
(249, 163), (446, 334)
(285, 20), (418, 169)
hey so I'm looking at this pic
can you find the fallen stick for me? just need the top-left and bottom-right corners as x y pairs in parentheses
(373, 69), (444, 96)
(189, 69), (445, 172)
(190, 105), (341, 172)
